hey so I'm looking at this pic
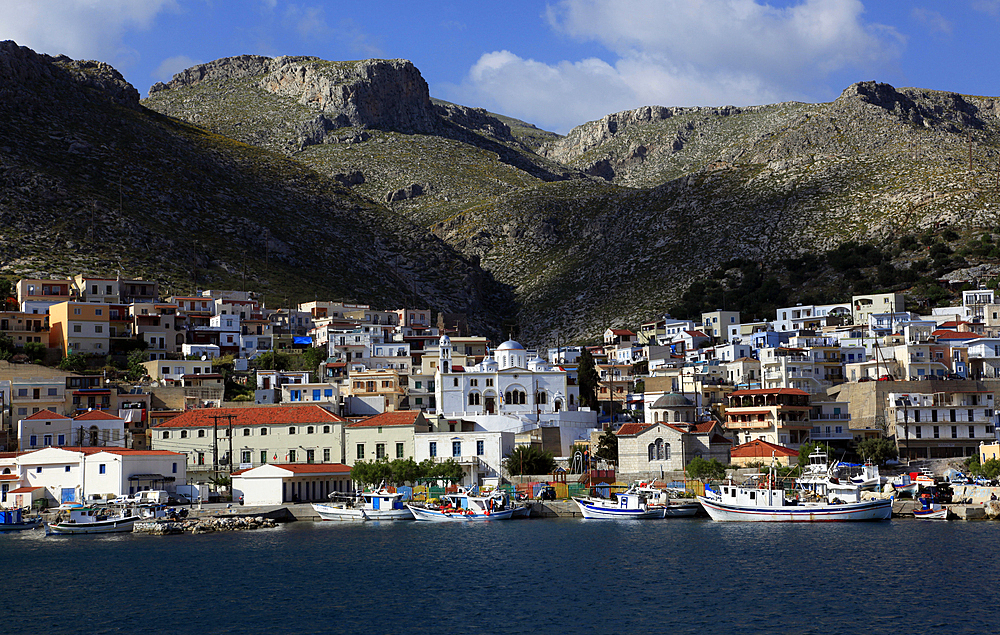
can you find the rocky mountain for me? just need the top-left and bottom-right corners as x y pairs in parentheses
(4, 41), (1000, 346)
(0, 42), (513, 338)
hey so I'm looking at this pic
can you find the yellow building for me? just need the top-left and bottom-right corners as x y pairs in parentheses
(48, 302), (110, 356)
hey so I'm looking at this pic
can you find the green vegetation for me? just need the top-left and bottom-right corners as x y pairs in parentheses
(855, 437), (899, 465)
(504, 445), (557, 476)
(797, 441), (834, 467)
(577, 348), (599, 409)
(57, 353), (88, 372)
(594, 429), (618, 465)
(966, 455), (1000, 480)
(685, 457), (728, 481)
(351, 457), (465, 486)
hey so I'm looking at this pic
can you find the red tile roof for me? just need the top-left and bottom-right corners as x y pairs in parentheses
(932, 330), (981, 340)
(730, 439), (798, 458)
(0, 474), (18, 480)
(609, 329), (635, 336)
(347, 411), (424, 428)
(615, 423), (653, 436)
(692, 422), (719, 434)
(233, 463), (352, 476)
(730, 388), (810, 397)
(153, 405), (343, 428)
(24, 409), (70, 420)
(9, 486), (43, 493)
(75, 410), (123, 421)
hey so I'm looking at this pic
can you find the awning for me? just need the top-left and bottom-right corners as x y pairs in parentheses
(293, 336), (313, 345)
(127, 474), (175, 482)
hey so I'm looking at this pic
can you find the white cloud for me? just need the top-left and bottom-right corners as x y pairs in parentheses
(911, 8), (953, 36)
(0, 0), (176, 68)
(445, 0), (903, 133)
(972, 0), (1000, 17)
(153, 55), (200, 83)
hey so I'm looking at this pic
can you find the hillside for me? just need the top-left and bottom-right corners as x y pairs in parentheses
(0, 42), (513, 338)
(5, 41), (1000, 345)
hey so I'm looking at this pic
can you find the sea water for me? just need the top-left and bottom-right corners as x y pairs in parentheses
(2, 518), (995, 635)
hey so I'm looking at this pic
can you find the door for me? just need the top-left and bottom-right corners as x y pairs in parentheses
(61, 487), (77, 504)
(485, 396), (496, 414)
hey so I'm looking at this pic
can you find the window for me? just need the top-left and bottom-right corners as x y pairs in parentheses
(198, 453), (205, 465)
(289, 449), (297, 462)
(452, 441), (461, 457)
(260, 428), (267, 436)
(951, 426), (958, 439)
(357, 444), (365, 460)
(44, 434), (52, 445)
(57, 434), (65, 445)
(476, 440), (484, 456)
(65, 465), (70, 472)
(162, 431), (170, 439)
(244, 428), (251, 436)
(36, 467), (41, 474)
(915, 426), (922, 439)
(486, 378), (493, 387)
(73, 307), (81, 315)
(198, 429), (206, 437)
(970, 425), (976, 438)
(47, 388), (57, 396)
(323, 448), (331, 462)
(313, 389), (320, 401)
(306, 449), (315, 463)
(323, 425), (330, 434)
(99, 464), (106, 474)
(261, 451), (267, 464)
(172, 462), (178, 474)
(324, 389), (333, 398)
(241, 451), (251, 464)
(95, 325), (102, 333)
(307, 426), (314, 434)
(429, 441), (437, 457)
(933, 426), (939, 439)
(453, 378), (459, 387)
(180, 430), (188, 438)
(73, 324), (82, 333)
(376, 443), (386, 459)
(396, 442), (404, 458)
(289, 426), (296, 435)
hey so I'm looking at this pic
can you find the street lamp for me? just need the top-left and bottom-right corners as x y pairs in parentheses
(895, 397), (911, 465)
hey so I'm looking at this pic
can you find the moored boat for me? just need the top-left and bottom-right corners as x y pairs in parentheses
(312, 486), (414, 521)
(46, 506), (139, 535)
(407, 488), (514, 521)
(573, 488), (667, 519)
(913, 493), (949, 520)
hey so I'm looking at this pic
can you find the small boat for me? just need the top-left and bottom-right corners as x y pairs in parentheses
(622, 482), (701, 518)
(46, 506), (140, 535)
(913, 493), (949, 520)
(573, 489), (666, 519)
(0, 509), (42, 532)
(407, 488), (515, 521)
(312, 486), (414, 521)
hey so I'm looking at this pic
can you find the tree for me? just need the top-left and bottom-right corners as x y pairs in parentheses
(685, 456), (727, 482)
(434, 459), (466, 484)
(257, 351), (291, 371)
(797, 441), (834, 467)
(126, 349), (149, 381)
(504, 445), (556, 476)
(967, 455), (1000, 479)
(23, 341), (45, 363)
(577, 348), (599, 409)
(58, 353), (88, 372)
(299, 346), (327, 373)
(389, 458), (420, 485)
(856, 437), (898, 465)
(594, 429), (618, 465)
(0, 332), (14, 360)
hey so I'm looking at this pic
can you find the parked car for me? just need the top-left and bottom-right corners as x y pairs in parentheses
(167, 493), (191, 505)
(537, 486), (556, 501)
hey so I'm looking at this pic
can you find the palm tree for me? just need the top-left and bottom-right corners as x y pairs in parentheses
(504, 445), (556, 477)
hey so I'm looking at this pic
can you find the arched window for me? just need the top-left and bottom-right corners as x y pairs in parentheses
(569, 394), (575, 405)
(468, 392), (481, 406)
(648, 443), (656, 461)
(162, 430), (169, 440)
(180, 430), (188, 439)
(289, 426), (296, 435)
(536, 391), (547, 404)
(655, 438), (664, 460)
(244, 428), (251, 436)
(517, 391), (526, 404)
(504, 391), (512, 404)
(554, 400), (562, 412)
(664, 442), (671, 460)
(198, 429), (206, 438)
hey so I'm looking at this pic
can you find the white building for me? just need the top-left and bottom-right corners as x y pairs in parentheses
(231, 463), (353, 506)
(6, 446), (186, 505)
(434, 337), (598, 455)
(413, 429), (514, 488)
(18, 409), (126, 451)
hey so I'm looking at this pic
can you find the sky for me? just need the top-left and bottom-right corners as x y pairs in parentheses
(2, 0), (999, 134)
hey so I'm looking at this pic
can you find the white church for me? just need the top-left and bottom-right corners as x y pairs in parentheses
(434, 337), (598, 455)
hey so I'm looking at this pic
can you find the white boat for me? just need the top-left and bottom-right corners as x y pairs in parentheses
(407, 488), (515, 521)
(913, 493), (949, 520)
(312, 487), (414, 521)
(573, 489), (667, 519)
(46, 506), (140, 535)
(622, 482), (701, 518)
(699, 483), (892, 522)
(849, 460), (886, 488)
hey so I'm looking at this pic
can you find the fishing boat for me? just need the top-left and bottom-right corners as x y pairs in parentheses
(45, 506), (140, 535)
(622, 482), (701, 518)
(698, 459), (891, 522)
(407, 488), (515, 521)
(0, 509), (42, 532)
(913, 493), (949, 520)
(312, 486), (414, 521)
(572, 488), (667, 519)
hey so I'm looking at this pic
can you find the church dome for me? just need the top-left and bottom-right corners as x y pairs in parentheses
(496, 340), (524, 351)
(651, 393), (693, 408)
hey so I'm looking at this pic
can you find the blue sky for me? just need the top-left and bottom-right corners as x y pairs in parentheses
(2, 0), (999, 134)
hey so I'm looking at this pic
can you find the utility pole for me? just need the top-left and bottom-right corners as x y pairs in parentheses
(210, 414), (237, 491)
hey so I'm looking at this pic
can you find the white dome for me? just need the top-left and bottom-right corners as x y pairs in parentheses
(439, 334), (451, 346)
(496, 340), (524, 351)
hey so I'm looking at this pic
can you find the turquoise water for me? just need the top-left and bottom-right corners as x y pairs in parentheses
(3, 518), (994, 634)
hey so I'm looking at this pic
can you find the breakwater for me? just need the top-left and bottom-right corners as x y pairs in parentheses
(133, 516), (277, 535)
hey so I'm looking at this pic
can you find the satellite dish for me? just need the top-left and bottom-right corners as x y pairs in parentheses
(201, 355), (208, 361)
